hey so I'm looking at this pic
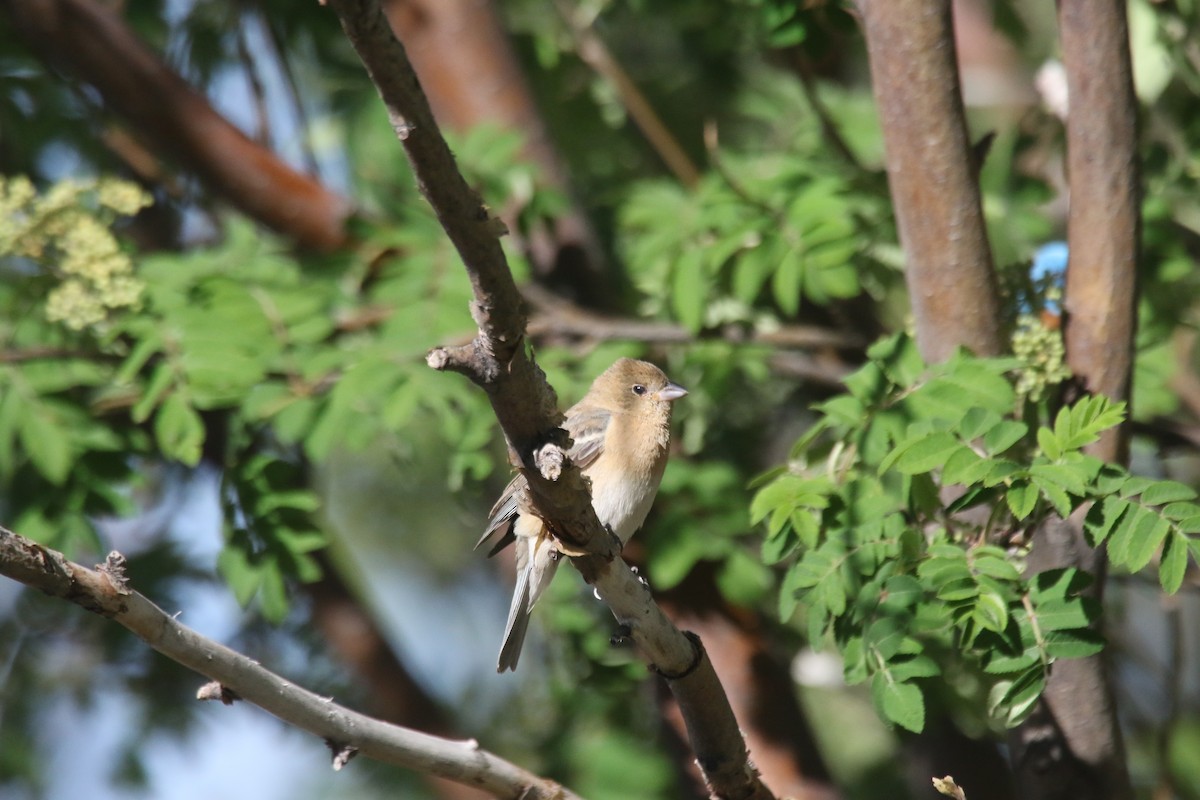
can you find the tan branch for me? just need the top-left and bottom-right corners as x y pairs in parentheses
(0, 527), (578, 800)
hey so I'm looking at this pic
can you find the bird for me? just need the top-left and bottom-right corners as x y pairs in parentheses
(477, 358), (687, 672)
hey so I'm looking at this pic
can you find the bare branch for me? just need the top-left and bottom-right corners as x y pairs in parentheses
(0, 526), (578, 800)
(856, 0), (1003, 360)
(327, 1), (773, 797)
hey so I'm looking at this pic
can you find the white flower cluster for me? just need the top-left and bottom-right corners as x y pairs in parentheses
(0, 176), (152, 331)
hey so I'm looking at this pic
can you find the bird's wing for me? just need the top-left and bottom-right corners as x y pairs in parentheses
(475, 473), (525, 555)
(477, 406), (611, 556)
(563, 405), (611, 472)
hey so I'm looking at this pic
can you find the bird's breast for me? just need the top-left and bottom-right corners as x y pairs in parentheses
(589, 459), (667, 543)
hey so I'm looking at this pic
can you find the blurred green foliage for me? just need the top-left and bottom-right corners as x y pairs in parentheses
(2, 0), (1200, 798)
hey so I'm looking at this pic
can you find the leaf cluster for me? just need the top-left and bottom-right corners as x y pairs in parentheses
(753, 333), (1200, 732)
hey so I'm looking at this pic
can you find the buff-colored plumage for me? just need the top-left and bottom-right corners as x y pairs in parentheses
(477, 358), (687, 672)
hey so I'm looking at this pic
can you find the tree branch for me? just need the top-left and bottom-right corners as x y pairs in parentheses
(856, 0), (1003, 360)
(0, 527), (577, 800)
(326, 1), (773, 797)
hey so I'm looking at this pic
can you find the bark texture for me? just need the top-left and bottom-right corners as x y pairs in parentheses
(857, 0), (1003, 360)
(1009, 2), (1140, 798)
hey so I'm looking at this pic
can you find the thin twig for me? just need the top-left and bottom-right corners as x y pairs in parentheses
(0, 526), (579, 799)
(792, 56), (867, 174)
(522, 283), (865, 352)
(553, 0), (701, 188)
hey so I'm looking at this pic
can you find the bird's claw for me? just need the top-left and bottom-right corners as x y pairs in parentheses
(610, 624), (632, 647)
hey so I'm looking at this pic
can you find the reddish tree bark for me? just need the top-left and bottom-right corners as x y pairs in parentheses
(1, 0), (352, 252)
(856, 0), (1003, 360)
(383, 0), (609, 299)
(1008, 3), (1139, 799)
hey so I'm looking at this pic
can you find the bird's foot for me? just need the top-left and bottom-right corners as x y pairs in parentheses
(610, 624), (632, 647)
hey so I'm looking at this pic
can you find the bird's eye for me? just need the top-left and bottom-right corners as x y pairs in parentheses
(631, 384), (647, 396)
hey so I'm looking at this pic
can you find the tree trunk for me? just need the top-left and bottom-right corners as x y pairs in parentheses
(1009, 2), (1139, 798)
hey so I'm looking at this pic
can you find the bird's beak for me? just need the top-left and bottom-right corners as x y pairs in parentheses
(658, 382), (688, 402)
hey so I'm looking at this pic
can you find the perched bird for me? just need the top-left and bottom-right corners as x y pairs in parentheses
(477, 358), (687, 672)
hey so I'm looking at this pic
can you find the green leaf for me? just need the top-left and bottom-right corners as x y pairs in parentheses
(716, 549), (773, 606)
(1108, 506), (1156, 566)
(886, 431), (960, 475)
(1160, 530), (1189, 594)
(671, 249), (708, 332)
(772, 246), (805, 316)
(1006, 483), (1038, 520)
(1036, 426), (1062, 460)
(763, 526), (799, 565)
(881, 575), (923, 610)
(258, 558), (290, 623)
(217, 542), (259, 606)
(942, 446), (989, 485)
(842, 637), (868, 684)
(993, 667), (1045, 726)
(972, 554), (1021, 582)
(1033, 598), (1094, 632)
(115, 332), (163, 384)
(982, 420), (1028, 455)
(1084, 495), (1131, 547)
(132, 362), (174, 423)
(937, 577), (979, 602)
(1140, 480), (1199, 506)
(974, 589), (1010, 633)
(154, 393), (205, 467)
(1029, 463), (1089, 496)
(887, 655), (941, 681)
(959, 407), (1002, 441)
(983, 646), (1040, 674)
(1125, 515), (1170, 573)
(873, 675), (925, 733)
(1043, 629), (1105, 659)
(18, 404), (72, 485)
(1031, 475), (1072, 518)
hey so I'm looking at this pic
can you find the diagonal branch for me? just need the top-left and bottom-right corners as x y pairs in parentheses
(326, 1), (773, 797)
(0, 526), (577, 800)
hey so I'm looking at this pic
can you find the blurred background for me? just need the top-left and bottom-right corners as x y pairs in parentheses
(1, 0), (1199, 798)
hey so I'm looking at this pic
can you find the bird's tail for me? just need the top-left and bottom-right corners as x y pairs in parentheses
(496, 542), (559, 672)
(497, 570), (531, 672)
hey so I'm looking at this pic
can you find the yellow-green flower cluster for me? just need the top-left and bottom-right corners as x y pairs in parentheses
(0, 176), (152, 332)
(1011, 313), (1072, 402)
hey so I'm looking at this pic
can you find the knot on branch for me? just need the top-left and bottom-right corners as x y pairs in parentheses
(533, 440), (566, 482)
(97, 551), (131, 595)
(426, 340), (499, 385)
(325, 739), (360, 771)
(653, 630), (705, 681)
(196, 681), (240, 705)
